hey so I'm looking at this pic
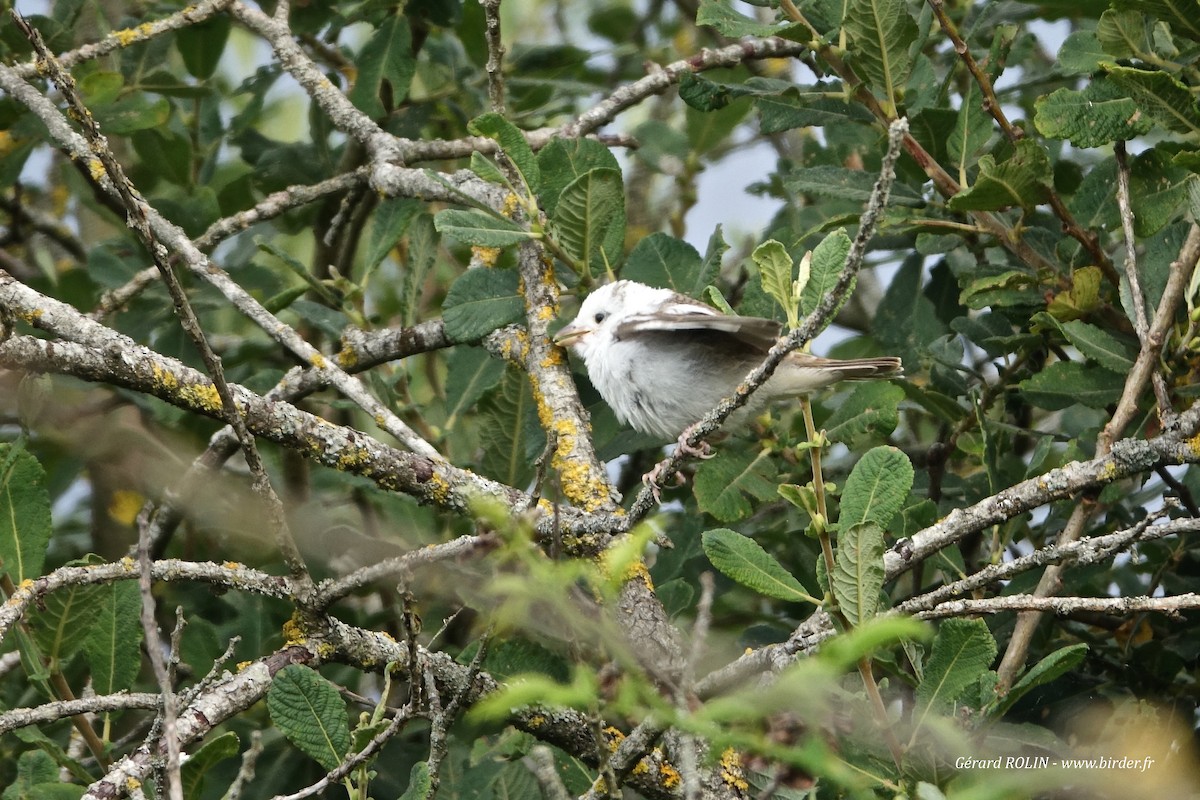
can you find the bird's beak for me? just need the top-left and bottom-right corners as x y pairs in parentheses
(553, 322), (591, 348)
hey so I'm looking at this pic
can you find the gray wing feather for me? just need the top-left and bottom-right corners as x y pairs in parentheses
(615, 312), (783, 352)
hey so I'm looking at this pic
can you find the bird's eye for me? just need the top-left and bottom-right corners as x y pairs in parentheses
(593, 311), (607, 324)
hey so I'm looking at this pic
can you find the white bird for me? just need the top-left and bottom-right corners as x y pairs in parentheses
(554, 280), (902, 441)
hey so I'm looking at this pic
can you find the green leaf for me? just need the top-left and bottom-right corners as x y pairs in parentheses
(784, 166), (926, 208)
(131, 129), (193, 187)
(348, 15), (415, 117)
(30, 557), (105, 668)
(469, 113), (541, 194)
(993, 644), (1089, 717)
(442, 269), (524, 343)
(702, 528), (817, 604)
(363, 198), (421, 275)
(1059, 320), (1136, 372)
(753, 240), (797, 327)
(832, 523), (885, 625)
(622, 233), (705, 295)
(839, 446), (913, 530)
(1055, 29), (1106, 74)
(92, 93), (171, 135)
(482, 637), (571, 682)
(752, 81), (875, 133)
(0, 443), (52, 583)
(401, 214), (439, 327)
(399, 762), (432, 800)
(85, 581), (142, 694)
(802, 228), (852, 318)
(679, 73), (754, 112)
(175, 15), (231, 80)
(695, 0), (797, 37)
(551, 167), (624, 275)
(445, 346), (506, 427)
(1047, 266), (1103, 321)
(694, 449), (778, 523)
(1103, 64), (1200, 135)
(916, 618), (997, 715)
(470, 669), (599, 721)
(536, 138), (621, 216)
(479, 367), (540, 488)
(844, 0), (919, 114)
(1034, 80), (1153, 149)
(948, 139), (1053, 212)
(1018, 361), (1125, 409)
(434, 209), (534, 248)
(1112, 0), (1200, 42)
(1097, 8), (1153, 57)
(1129, 148), (1197, 237)
(267, 664), (351, 772)
(824, 381), (904, 443)
(948, 82), (993, 176)
(181, 731), (239, 800)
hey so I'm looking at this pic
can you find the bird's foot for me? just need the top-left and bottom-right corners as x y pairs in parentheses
(643, 458), (687, 504)
(675, 424), (714, 460)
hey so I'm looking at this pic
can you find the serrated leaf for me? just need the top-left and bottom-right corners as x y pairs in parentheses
(30, 556), (105, 668)
(1104, 64), (1200, 135)
(401, 214), (439, 327)
(694, 449), (778, 523)
(753, 240), (796, 326)
(85, 581), (142, 695)
(679, 72), (754, 112)
(916, 618), (997, 715)
(399, 762), (432, 800)
(844, 0), (919, 114)
(622, 233), (705, 295)
(1097, 8), (1153, 57)
(1056, 29), (1106, 74)
(948, 139), (1052, 212)
(363, 198), (421, 275)
(784, 166), (926, 208)
(832, 522), (885, 626)
(551, 167), (624, 275)
(1112, 0), (1200, 42)
(536, 138), (620, 216)
(0, 443), (52, 583)
(267, 664), (351, 772)
(1034, 80), (1153, 149)
(442, 269), (524, 343)
(993, 644), (1088, 717)
(695, 0), (797, 37)
(949, 83), (993, 176)
(479, 367), (540, 488)
(753, 81), (875, 132)
(469, 113), (540, 194)
(181, 731), (239, 800)
(347, 15), (415, 118)
(802, 229), (852, 318)
(445, 346), (506, 426)
(434, 209), (534, 248)
(839, 446), (913, 530)
(702, 528), (817, 604)
(824, 382), (904, 442)
(1059, 320), (1136, 372)
(1018, 361), (1124, 409)
(1129, 148), (1198, 237)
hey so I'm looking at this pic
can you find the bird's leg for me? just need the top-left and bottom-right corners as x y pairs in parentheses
(675, 422), (714, 460)
(641, 424), (715, 503)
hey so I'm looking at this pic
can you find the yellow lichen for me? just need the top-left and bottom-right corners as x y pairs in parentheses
(719, 747), (749, 790)
(125, 778), (141, 792)
(527, 714), (545, 728)
(502, 193), (521, 218)
(336, 345), (358, 369)
(113, 27), (140, 46)
(281, 615), (306, 646)
(178, 381), (223, 412)
(631, 759), (650, 775)
(623, 560), (654, 591)
(427, 472), (452, 504)
(336, 446), (371, 471)
(1099, 461), (1119, 481)
(88, 158), (106, 181)
(236, 660), (252, 671)
(1188, 433), (1200, 458)
(223, 561), (242, 570)
(472, 245), (502, 267)
(309, 353), (328, 369)
(659, 762), (682, 788)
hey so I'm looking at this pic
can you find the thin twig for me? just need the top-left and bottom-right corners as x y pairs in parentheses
(482, 0), (506, 114)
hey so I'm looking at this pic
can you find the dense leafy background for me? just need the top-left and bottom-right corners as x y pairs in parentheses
(3, 0), (1200, 798)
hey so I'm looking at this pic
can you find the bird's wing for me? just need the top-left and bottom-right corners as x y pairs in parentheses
(614, 311), (783, 352)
